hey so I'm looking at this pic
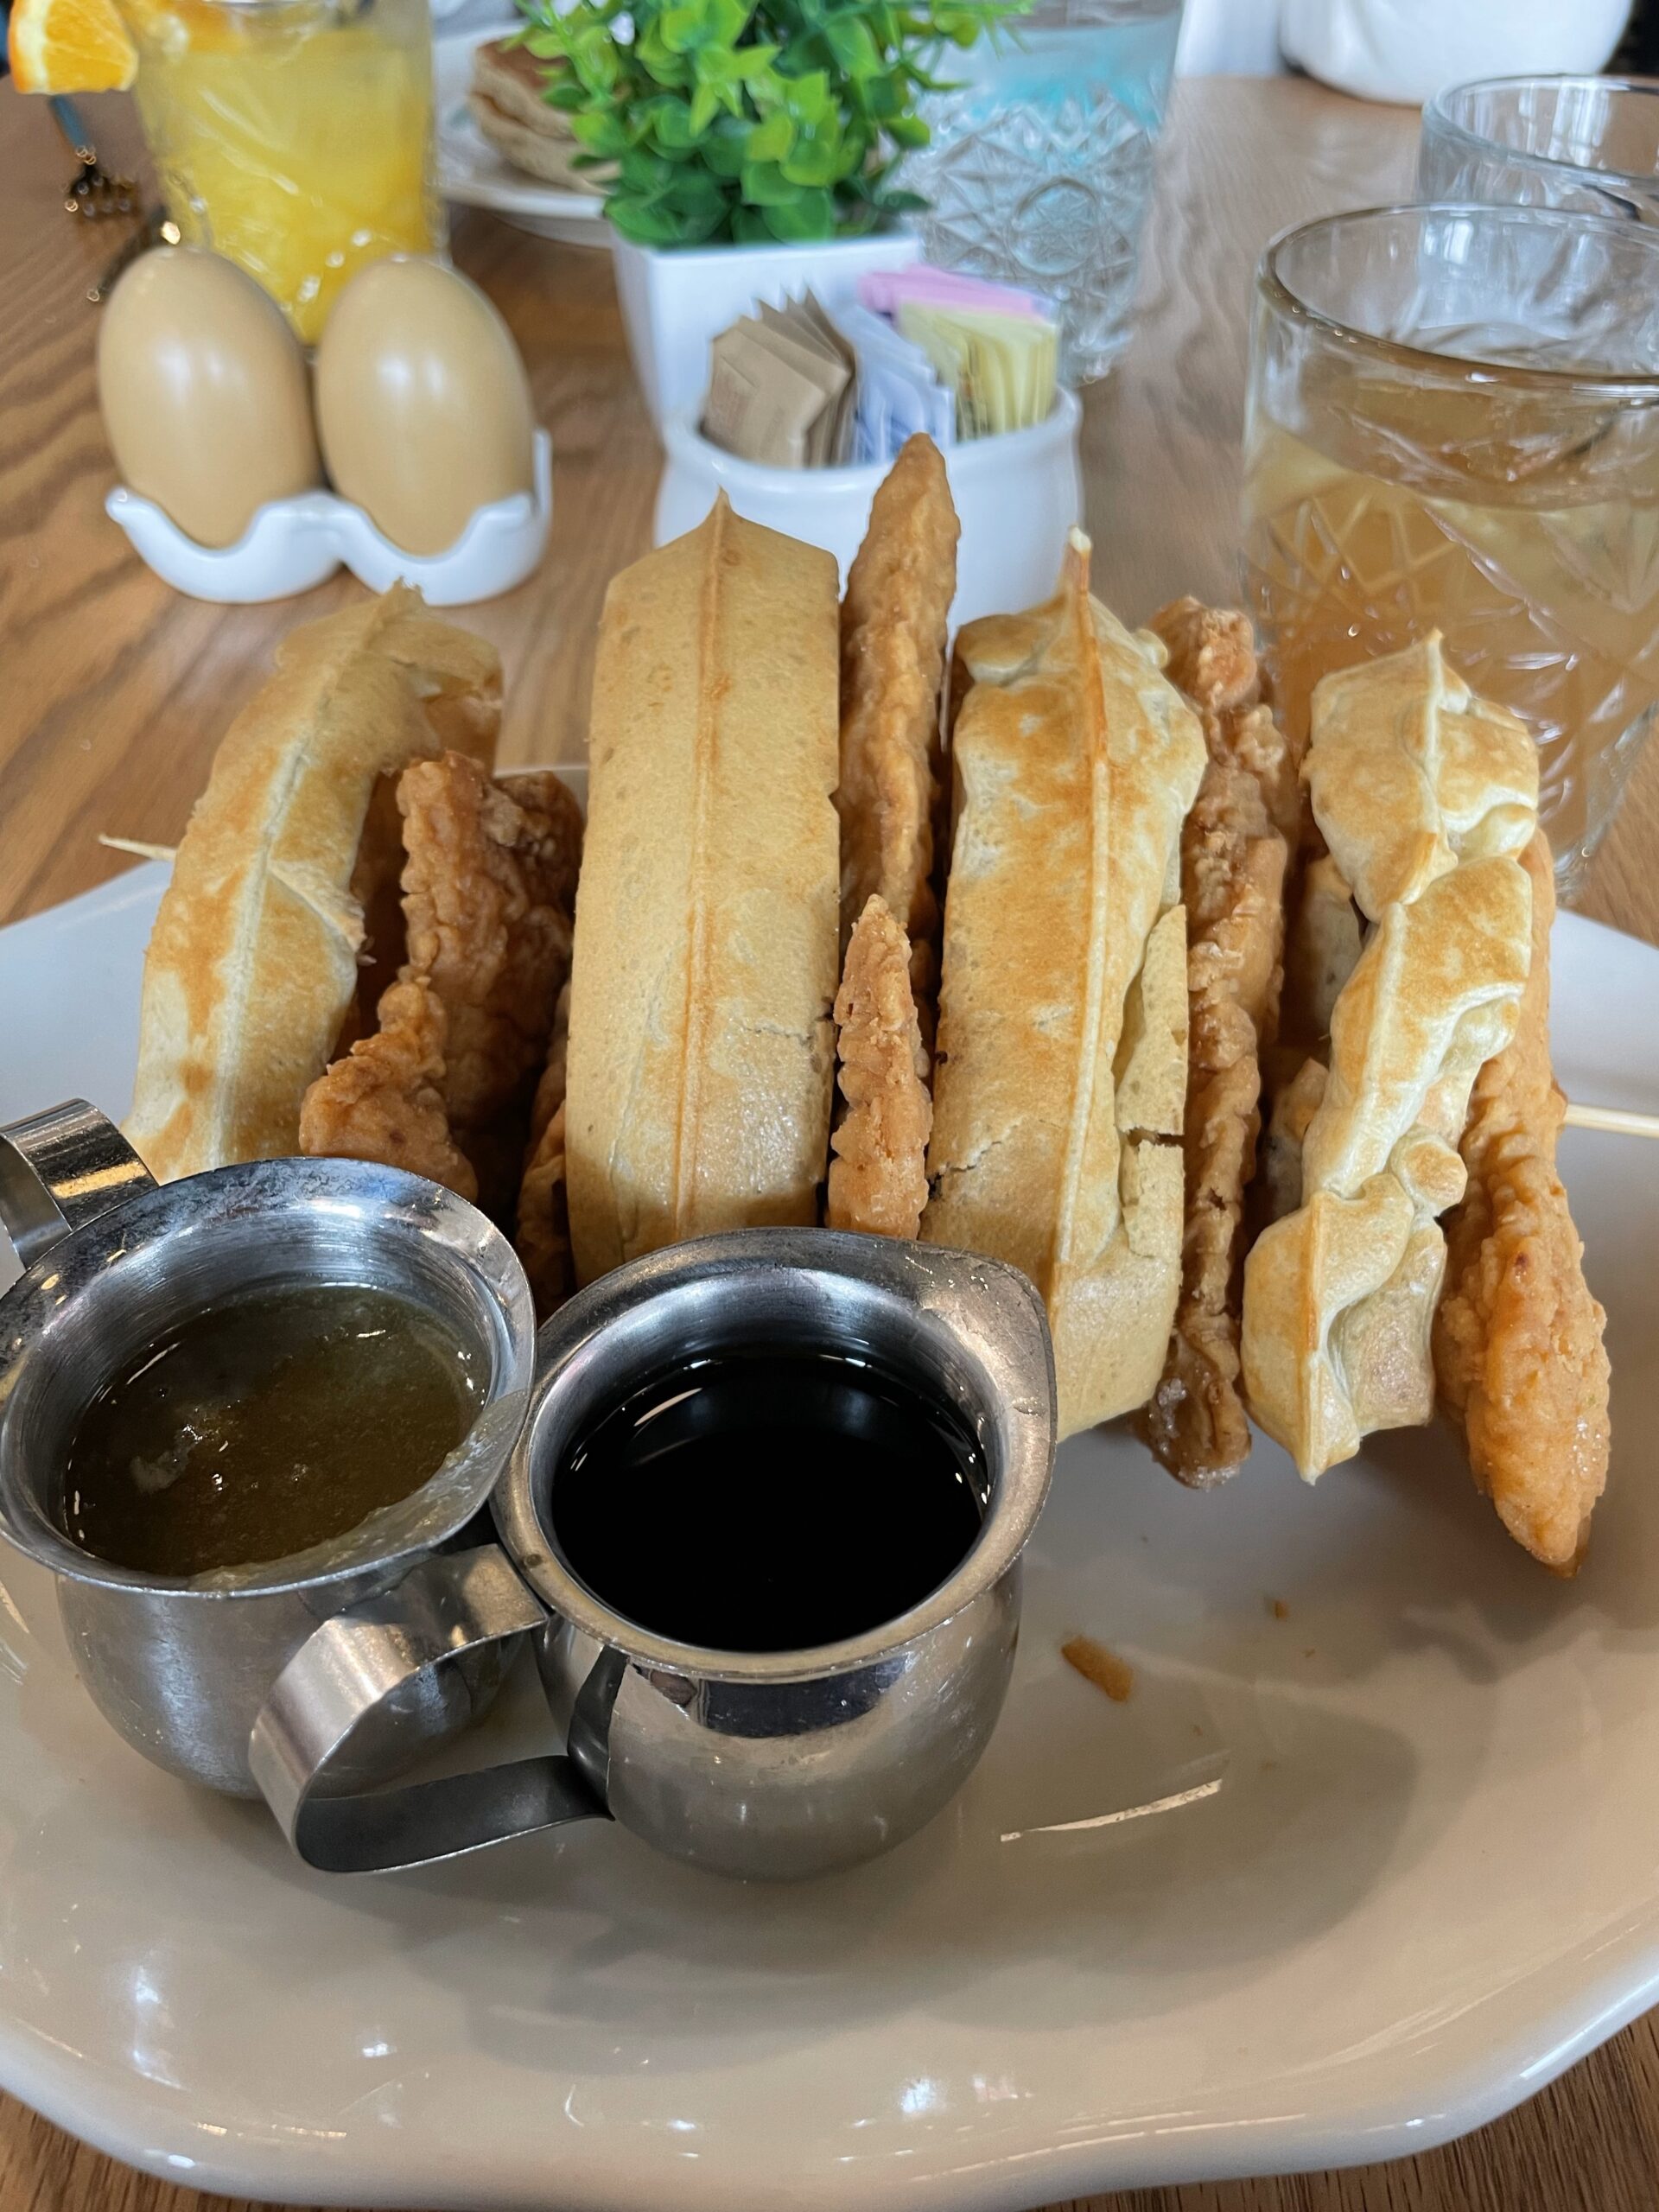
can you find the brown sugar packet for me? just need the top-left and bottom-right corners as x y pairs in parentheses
(759, 296), (856, 465)
(798, 292), (859, 463)
(703, 307), (849, 467)
(703, 323), (829, 467)
(743, 308), (849, 464)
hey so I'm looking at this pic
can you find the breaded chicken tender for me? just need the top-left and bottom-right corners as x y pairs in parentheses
(1138, 599), (1289, 1486)
(827, 895), (931, 1240)
(1151, 603), (1357, 1240)
(1433, 832), (1611, 1573)
(399, 755), (580, 1135)
(303, 757), (582, 1222)
(298, 976), (477, 1202)
(493, 767), (584, 914)
(517, 983), (574, 1317)
(1148, 598), (1300, 842)
(836, 435), (958, 1048)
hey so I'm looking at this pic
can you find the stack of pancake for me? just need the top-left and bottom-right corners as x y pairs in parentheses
(467, 37), (600, 194)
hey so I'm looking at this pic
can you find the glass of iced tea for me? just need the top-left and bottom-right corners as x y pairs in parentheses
(1242, 203), (1659, 898)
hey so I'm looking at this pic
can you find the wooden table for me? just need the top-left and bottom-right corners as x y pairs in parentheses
(2, 66), (1657, 2212)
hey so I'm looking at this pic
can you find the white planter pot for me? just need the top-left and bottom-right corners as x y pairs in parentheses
(654, 387), (1083, 627)
(1279, 0), (1632, 105)
(612, 229), (922, 431)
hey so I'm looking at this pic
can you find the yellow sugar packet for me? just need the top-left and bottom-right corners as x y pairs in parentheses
(894, 303), (1058, 438)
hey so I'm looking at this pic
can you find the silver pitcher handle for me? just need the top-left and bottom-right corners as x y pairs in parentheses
(250, 1546), (614, 1875)
(0, 1100), (156, 1269)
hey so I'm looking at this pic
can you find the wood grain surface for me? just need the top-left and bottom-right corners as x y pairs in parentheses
(1, 66), (1656, 2212)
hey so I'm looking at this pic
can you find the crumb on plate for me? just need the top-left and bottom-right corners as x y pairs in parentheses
(1061, 1634), (1135, 1703)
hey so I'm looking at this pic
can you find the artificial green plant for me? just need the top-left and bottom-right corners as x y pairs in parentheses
(516, 0), (1026, 245)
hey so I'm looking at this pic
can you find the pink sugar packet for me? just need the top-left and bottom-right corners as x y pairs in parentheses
(858, 265), (1055, 324)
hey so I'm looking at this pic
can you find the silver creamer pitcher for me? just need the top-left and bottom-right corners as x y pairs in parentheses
(0, 1101), (540, 1797)
(257, 1230), (1058, 1881)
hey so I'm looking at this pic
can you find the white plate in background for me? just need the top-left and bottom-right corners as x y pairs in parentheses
(435, 26), (609, 246)
(1, 867), (1658, 2207)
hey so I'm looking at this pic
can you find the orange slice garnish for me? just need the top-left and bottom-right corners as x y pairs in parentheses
(7, 0), (138, 92)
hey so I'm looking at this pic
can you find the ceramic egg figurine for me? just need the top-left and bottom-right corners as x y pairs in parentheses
(315, 257), (537, 557)
(97, 248), (323, 550)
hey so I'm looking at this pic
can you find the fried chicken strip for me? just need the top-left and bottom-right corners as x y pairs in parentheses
(400, 755), (582, 1135)
(1433, 831), (1611, 1573)
(298, 976), (477, 1202)
(1137, 599), (1289, 1486)
(517, 982), (574, 1316)
(1147, 598), (1300, 843)
(493, 766), (584, 914)
(827, 895), (931, 1240)
(303, 756), (582, 1222)
(836, 434), (958, 1050)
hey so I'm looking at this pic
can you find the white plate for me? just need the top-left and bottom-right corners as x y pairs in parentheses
(1, 867), (1657, 2209)
(435, 26), (609, 245)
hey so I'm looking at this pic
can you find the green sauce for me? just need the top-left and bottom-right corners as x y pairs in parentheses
(62, 1283), (480, 1578)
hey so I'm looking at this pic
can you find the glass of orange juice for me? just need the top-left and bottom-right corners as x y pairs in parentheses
(130, 0), (442, 346)
(1242, 203), (1659, 899)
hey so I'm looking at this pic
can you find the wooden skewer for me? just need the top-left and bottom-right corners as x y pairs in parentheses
(99, 835), (177, 863)
(1563, 1099), (1659, 1141)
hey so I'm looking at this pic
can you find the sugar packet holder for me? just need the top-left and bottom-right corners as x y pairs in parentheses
(656, 388), (1082, 629)
(105, 430), (553, 607)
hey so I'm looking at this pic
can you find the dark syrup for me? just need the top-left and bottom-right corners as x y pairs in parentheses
(551, 1350), (986, 1652)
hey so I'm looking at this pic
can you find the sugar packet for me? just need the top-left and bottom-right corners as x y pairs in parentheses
(858, 267), (1055, 323)
(702, 292), (856, 467)
(830, 302), (954, 465)
(893, 301), (1058, 439)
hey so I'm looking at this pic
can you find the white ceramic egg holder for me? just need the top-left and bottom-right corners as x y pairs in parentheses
(105, 428), (552, 607)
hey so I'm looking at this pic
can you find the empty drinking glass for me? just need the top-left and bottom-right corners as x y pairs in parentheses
(904, 0), (1185, 385)
(1419, 76), (1659, 226)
